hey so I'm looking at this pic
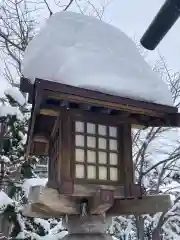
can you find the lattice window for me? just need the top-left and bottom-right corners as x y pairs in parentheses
(75, 121), (119, 182)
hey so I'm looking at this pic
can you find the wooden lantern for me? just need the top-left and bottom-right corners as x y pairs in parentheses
(21, 77), (179, 217)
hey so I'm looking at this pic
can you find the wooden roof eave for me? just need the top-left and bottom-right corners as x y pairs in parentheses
(20, 77), (177, 117)
(21, 78), (180, 158)
(38, 103), (180, 128)
(167, 112), (180, 127)
(35, 78), (177, 116)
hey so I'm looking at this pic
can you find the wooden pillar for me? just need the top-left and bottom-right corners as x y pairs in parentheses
(47, 116), (61, 189)
(121, 123), (134, 197)
(59, 108), (74, 195)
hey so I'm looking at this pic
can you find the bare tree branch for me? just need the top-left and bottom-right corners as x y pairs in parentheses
(43, 0), (53, 16)
(0, 30), (24, 51)
(63, 0), (74, 11)
(75, 0), (84, 14)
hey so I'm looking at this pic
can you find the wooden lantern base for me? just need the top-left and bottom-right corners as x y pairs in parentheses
(23, 185), (172, 218)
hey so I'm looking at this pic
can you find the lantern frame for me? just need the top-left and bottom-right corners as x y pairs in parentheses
(20, 77), (180, 201)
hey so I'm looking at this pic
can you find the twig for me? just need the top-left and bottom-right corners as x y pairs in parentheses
(75, 0), (84, 14)
(43, 0), (53, 16)
(0, 30), (24, 51)
(63, 0), (74, 11)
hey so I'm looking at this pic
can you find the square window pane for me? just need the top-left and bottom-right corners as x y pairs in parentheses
(76, 135), (84, 147)
(76, 164), (85, 179)
(87, 123), (95, 134)
(76, 149), (84, 162)
(109, 139), (117, 151)
(110, 167), (118, 181)
(87, 136), (96, 148)
(75, 121), (84, 132)
(110, 153), (118, 165)
(109, 127), (117, 137)
(87, 150), (96, 163)
(98, 138), (106, 149)
(99, 166), (107, 180)
(98, 125), (106, 136)
(98, 152), (107, 164)
(87, 165), (96, 179)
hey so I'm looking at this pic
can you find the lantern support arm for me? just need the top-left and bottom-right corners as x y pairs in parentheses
(106, 194), (172, 216)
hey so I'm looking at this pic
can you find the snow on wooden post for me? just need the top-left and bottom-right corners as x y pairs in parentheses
(20, 11), (178, 218)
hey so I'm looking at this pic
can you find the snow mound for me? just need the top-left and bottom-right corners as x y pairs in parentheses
(0, 191), (13, 209)
(22, 178), (47, 197)
(4, 86), (26, 106)
(34, 218), (50, 232)
(0, 104), (23, 119)
(1, 155), (10, 163)
(22, 11), (173, 106)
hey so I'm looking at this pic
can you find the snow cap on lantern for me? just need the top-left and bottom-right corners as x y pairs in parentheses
(22, 11), (173, 106)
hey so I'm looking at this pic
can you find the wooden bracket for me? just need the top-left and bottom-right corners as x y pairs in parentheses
(27, 185), (78, 216)
(90, 189), (114, 215)
(58, 179), (74, 195)
(125, 183), (143, 199)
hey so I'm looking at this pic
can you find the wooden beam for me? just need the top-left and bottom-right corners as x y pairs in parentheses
(120, 123), (134, 197)
(40, 108), (59, 116)
(60, 108), (74, 192)
(50, 115), (60, 138)
(23, 203), (65, 218)
(28, 185), (79, 215)
(35, 78), (177, 115)
(25, 186), (172, 217)
(33, 135), (49, 143)
(72, 183), (124, 198)
(40, 104), (130, 125)
(46, 91), (160, 117)
(166, 113), (180, 127)
(107, 194), (172, 216)
(39, 102), (179, 127)
(132, 124), (146, 129)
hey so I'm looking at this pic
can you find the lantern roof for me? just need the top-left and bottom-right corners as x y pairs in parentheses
(20, 77), (180, 158)
(22, 11), (173, 107)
